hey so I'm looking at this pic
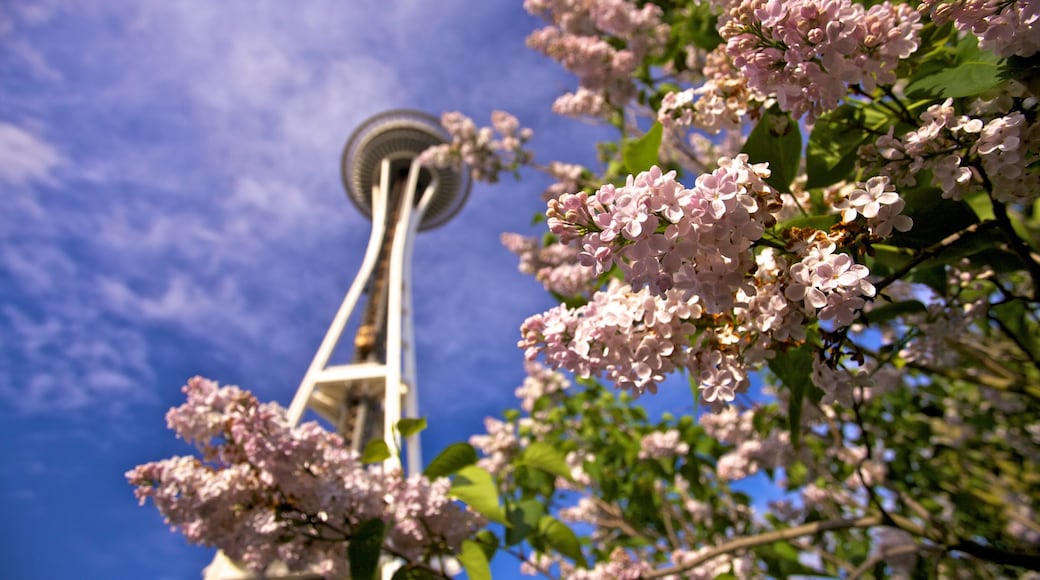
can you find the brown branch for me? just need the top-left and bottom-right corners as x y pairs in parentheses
(849, 542), (925, 579)
(873, 220), (1001, 294)
(646, 515), (883, 578)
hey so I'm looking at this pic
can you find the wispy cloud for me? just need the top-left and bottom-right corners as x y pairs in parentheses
(0, 122), (63, 185)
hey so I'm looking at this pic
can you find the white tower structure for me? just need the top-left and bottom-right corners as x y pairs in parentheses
(204, 110), (471, 580)
(285, 109), (471, 472)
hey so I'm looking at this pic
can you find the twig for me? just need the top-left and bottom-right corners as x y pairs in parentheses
(849, 542), (924, 579)
(645, 515), (883, 578)
(873, 220), (1001, 294)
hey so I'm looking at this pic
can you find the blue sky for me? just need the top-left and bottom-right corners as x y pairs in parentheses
(0, 1), (647, 577)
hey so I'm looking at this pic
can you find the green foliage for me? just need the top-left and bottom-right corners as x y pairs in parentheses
(805, 103), (889, 189)
(768, 343), (814, 448)
(361, 439), (391, 464)
(458, 540), (492, 580)
(516, 442), (574, 482)
(450, 465), (506, 524)
(906, 34), (1004, 99)
(741, 105), (802, 192)
(505, 499), (544, 546)
(348, 518), (386, 580)
(538, 515), (587, 568)
(396, 417), (427, 438)
(622, 122), (663, 174)
(424, 442), (478, 479)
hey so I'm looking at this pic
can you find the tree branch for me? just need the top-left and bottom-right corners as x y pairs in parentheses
(873, 220), (1001, 294)
(646, 515), (883, 578)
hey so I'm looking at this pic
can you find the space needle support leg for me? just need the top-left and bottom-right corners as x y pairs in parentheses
(286, 158), (393, 427)
(384, 158), (426, 469)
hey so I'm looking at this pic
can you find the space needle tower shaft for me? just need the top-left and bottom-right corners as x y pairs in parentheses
(286, 110), (471, 473)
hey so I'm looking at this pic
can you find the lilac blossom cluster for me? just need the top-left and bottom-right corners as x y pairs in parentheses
(637, 429), (690, 460)
(524, 0), (669, 115)
(833, 176), (914, 238)
(418, 111), (532, 183)
(922, 0), (1040, 57)
(699, 406), (791, 480)
(658, 47), (761, 135)
(719, 0), (922, 121)
(540, 161), (586, 201)
(785, 230), (877, 328)
(547, 159), (781, 311)
(519, 280), (703, 396)
(500, 232), (599, 297)
(468, 417), (521, 477)
(526, 161), (888, 401)
(869, 97), (1040, 204)
(126, 377), (482, 577)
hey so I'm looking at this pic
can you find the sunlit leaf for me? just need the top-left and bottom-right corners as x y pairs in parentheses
(517, 441), (573, 482)
(622, 122), (662, 174)
(906, 35), (1003, 99)
(451, 465), (506, 524)
(538, 516), (586, 568)
(506, 499), (544, 546)
(424, 442), (478, 479)
(361, 439), (391, 464)
(396, 417), (427, 438)
(458, 540), (492, 580)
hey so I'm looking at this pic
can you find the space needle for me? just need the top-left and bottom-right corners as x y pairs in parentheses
(205, 110), (471, 579)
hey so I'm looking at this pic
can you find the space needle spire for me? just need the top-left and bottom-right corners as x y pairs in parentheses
(287, 110), (472, 473)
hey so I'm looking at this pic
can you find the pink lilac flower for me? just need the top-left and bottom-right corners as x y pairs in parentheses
(525, 0), (669, 110)
(501, 232), (599, 297)
(547, 159), (781, 312)
(638, 429), (690, 460)
(469, 417), (521, 476)
(867, 98), (1040, 203)
(720, 0), (921, 121)
(419, 111), (532, 183)
(127, 377), (483, 578)
(657, 47), (761, 135)
(541, 161), (586, 201)
(833, 175), (913, 238)
(784, 233), (876, 328)
(922, 0), (1040, 57)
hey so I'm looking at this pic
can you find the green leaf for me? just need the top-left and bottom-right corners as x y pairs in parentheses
(451, 465), (506, 524)
(473, 530), (498, 561)
(396, 417), (427, 438)
(886, 183), (979, 249)
(991, 301), (1040, 362)
(538, 516), (587, 567)
(740, 105), (801, 192)
(769, 344), (814, 448)
(517, 442), (573, 482)
(686, 3), (723, 51)
(424, 442), (478, 479)
(348, 518), (386, 580)
(622, 122), (663, 174)
(458, 540), (492, 580)
(361, 439), (391, 464)
(805, 105), (870, 189)
(506, 499), (544, 546)
(906, 35), (1003, 99)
